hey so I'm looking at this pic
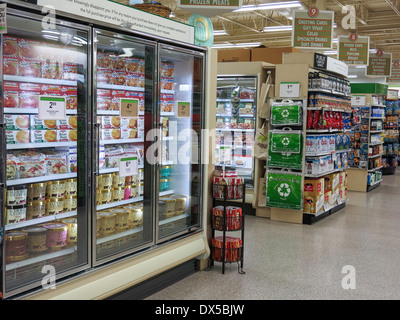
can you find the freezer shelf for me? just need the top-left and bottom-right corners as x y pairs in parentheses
(7, 173), (77, 186)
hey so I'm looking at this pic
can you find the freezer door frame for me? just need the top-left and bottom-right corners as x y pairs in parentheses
(155, 43), (206, 243)
(91, 27), (158, 266)
(1, 8), (93, 298)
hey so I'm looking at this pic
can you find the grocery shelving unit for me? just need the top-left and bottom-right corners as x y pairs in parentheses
(382, 89), (399, 175)
(265, 52), (350, 224)
(348, 84), (388, 192)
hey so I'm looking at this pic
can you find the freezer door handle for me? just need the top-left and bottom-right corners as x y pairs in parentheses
(94, 122), (100, 176)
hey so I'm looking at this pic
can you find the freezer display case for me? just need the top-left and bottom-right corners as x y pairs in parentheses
(215, 77), (256, 184)
(93, 29), (156, 264)
(1, 11), (90, 297)
(157, 45), (204, 242)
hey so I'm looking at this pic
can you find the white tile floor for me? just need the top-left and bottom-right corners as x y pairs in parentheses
(146, 171), (400, 300)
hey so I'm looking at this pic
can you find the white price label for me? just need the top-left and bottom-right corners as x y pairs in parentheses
(279, 82), (300, 98)
(220, 146), (231, 164)
(119, 157), (138, 177)
(38, 96), (66, 120)
(351, 95), (366, 106)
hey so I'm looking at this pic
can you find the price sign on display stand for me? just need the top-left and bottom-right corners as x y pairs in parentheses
(120, 98), (138, 117)
(279, 82), (300, 98)
(38, 96), (66, 120)
(119, 157), (138, 177)
(219, 146), (232, 177)
(351, 95), (366, 106)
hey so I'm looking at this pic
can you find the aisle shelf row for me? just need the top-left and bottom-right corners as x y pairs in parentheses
(99, 164), (144, 174)
(7, 173), (77, 186)
(97, 196), (144, 211)
(308, 88), (351, 98)
(3, 75), (77, 86)
(7, 141), (76, 150)
(368, 166), (383, 172)
(4, 108), (78, 115)
(97, 82), (144, 92)
(5, 210), (78, 231)
(305, 167), (348, 178)
(305, 149), (351, 157)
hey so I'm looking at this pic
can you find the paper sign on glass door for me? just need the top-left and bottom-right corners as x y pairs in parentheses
(177, 101), (191, 118)
(120, 98), (138, 117)
(38, 96), (66, 120)
(119, 157), (138, 177)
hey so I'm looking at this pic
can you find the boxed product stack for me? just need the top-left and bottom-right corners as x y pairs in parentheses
(303, 177), (324, 214)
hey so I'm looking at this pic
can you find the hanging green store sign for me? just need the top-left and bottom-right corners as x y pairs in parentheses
(292, 9), (334, 49)
(338, 35), (370, 66)
(178, 0), (242, 17)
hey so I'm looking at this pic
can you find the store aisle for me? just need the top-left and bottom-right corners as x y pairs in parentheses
(146, 171), (400, 300)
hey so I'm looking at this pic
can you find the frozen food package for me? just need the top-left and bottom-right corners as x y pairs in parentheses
(30, 115), (57, 130)
(100, 128), (121, 140)
(19, 90), (40, 109)
(30, 129), (57, 143)
(57, 116), (78, 130)
(112, 56), (126, 71)
(97, 52), (113, 69)
(16, 152), (46, 179)
(99, 144), (106, 169)
(42, 60), (62, 79)
(4, 82), (19, 109)
(19, 60), (42, 78)
(43, 151), (69, 175)
(67, 146), (78, 173)
(240, 87), (255, 100)
(57, 129), (78, 142)
(97, 89), (113, 111)
(3, 57), (19, 75)
(111, 70), (127, 86)
(120, 117), (138, 129)
(6, 130), (30, 144)
(97, 68), (113, 84)
(7, 153), (18, 180)
(62, 62), (78, 81)
(3, 36), (18, 57)
(5, 115), (30, 130)
(161, 61), (175, 78)
(99, 116), (121, 129)
(134, 144), (144, 165)
(105, 145), (124, 168)
(121, 128), (138, 139)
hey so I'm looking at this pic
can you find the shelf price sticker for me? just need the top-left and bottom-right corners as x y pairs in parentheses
(177, 101), (191, 118)
(119, 157), (138, 177)
(120, 98), (138, 117)
(38, 96), (66, 120)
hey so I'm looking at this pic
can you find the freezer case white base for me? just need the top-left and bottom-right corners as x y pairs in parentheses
(22, 232), (207, 300)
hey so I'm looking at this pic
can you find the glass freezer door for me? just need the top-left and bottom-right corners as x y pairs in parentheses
(216, 77), (257, 186)
(93, 30), (156, 264)
(157, 45), (204, 242)
(2, 12), (90, 297)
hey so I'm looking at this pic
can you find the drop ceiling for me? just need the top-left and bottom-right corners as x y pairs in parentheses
(163, 0), (400, 61)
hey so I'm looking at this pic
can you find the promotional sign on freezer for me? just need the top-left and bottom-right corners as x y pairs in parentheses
(1, 12), (90, 297)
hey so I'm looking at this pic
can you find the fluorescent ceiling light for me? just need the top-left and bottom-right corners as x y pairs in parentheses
(233, 1), (302, 12)
(213, 30), (228, 36)
(355, 65), (367, 68)
(263, 25), (292, 32)
(324, 50), (337, 55)
(333, 38), (338, 43)
(212, 42), (262, 49)
(347, 75), (358, 78)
